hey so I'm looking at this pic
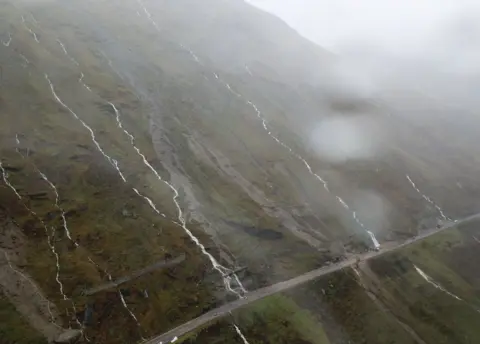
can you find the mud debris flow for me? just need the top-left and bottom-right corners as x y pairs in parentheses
(120, 0), (250, 298)
(134, 1), (381, 248)
(44, 37), (241, 301)
(133, 3), (250, 342)
(129, 11), (254, 297)
(83, 60), (245, 296)
(227, 72), (382, 247)
(179, 39), (379, 248)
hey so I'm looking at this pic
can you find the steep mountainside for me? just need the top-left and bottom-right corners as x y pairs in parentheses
(1, 0), (479, 343)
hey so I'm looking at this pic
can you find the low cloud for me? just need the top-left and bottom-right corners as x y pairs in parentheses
(309, 115), (386, 163)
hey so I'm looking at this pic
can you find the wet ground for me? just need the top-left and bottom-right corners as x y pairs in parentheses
(1, 1), (480, 343)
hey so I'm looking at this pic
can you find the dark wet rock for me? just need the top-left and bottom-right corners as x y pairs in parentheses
(26, 192), (49, 200)
(226, 221), (284, 240)
(97, 102), (116, 115)
(69, 154), (82, 161)
(390, 230), (414, 241)
(369, 254), (411, 278)
(344, 235), (371, 253)
(119, 288), (131, 296)
(3, 165), (22, 172)
(83, 304), (94, 326)
(45, 210), (60, 221)
(75, 143), (90, 150)
(226, 266), (247, 276)
(203, 245), (215, 252)
(54, 329), (82, 343)
(64, 208), (81, 218)
(22, 219), (43, 237)
(64, 210), (77, 218)
(248, 227), (283, 240)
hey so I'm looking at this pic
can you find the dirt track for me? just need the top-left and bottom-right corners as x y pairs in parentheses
(84, 254), (186, 296)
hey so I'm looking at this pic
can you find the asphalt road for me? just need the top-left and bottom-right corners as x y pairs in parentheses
(142, 213), (480, 344)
